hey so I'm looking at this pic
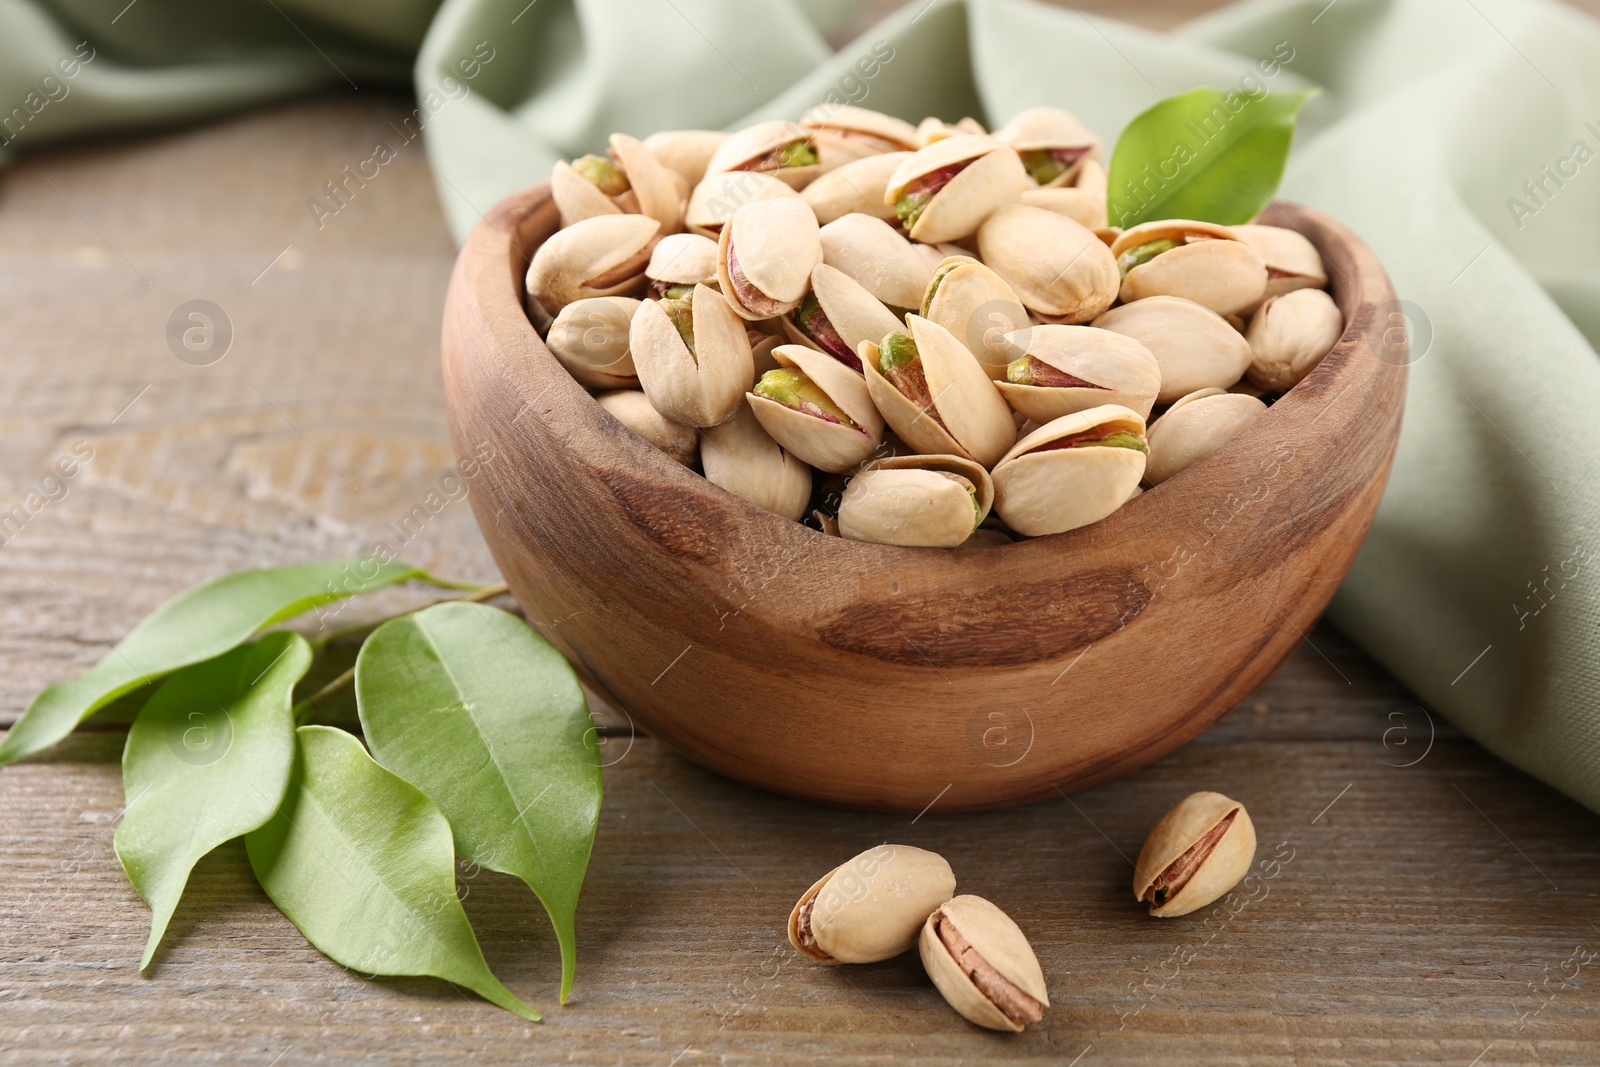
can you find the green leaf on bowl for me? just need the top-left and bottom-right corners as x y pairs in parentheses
(355, 602), (601, 1005)
(115, 632), (311, 970)
(0, 559), (459, 767)
(246, 725), (540, 1022)
(1106, 86), (1319, 229)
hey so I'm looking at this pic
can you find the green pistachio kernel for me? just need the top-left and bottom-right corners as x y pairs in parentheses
(878, 331), (919, 372)
(661, 292), (696, 356)
(661, 284), (695, 301)
(778, 140), (818, 168)
(1116, 238), (1178, 276)
(1005, 355), (1035, 385)
(895, 190), (933, 229)
(921, 262), (961, 316)
(1091, 430), (1150, 454)
(573, 153), (631, 197)
(1019, 148), (1068, 186)
(754, 369), (856, 427)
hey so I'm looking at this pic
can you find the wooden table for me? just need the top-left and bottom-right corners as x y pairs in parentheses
(3, 25), (1599, 1067)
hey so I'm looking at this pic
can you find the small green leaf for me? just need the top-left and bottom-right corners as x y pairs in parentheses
(115, 632), (311, 970)
(356, 602), (601, 1005)
(0, 559), (455, 766)
(246, 725), (540, 1022)
(1106, 86), (1319, 229)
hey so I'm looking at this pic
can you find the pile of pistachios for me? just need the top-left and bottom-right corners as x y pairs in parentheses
(526, 105), (1343, 548)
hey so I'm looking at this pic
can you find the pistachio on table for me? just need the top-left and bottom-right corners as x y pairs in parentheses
(1093, 295), (1253, 404)
(1112, 220), (1267, 317)
(595, 389), (697, 466)
(747, 344), (885, 473)
(699, 402), (812, 520)
(1144, 388), (1268, 486)
(837, 454), (994, 548)
(978, 204), (1120, 324)
(885, 134), (1028, 243)
(545, 296), (641, 389)
(1245, 287), (1343, 392)
(996, 324), (1161, 422)
(920, 255), (1030, 380)
(920, 895), (1049, 1032)
(1133, 791), (1257, 917)
(629, 282), (754, 427)
(991, 405), (1149, 536)
(717, 197), (822, 320)
(788, 844), (955, 964)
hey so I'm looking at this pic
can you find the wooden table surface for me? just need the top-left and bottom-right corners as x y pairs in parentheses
(3, 5), (1600, 1063)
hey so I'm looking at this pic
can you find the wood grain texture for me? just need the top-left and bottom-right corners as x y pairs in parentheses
(443, 185), (1405, 812)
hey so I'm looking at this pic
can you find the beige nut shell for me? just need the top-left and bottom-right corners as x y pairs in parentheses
(779, 262), (905, 367)
(717, 197), (822, 320)
(991, 405), (1147, 537)
(1144, 388), (1267, 485)
(787, 844), (955, 964)
(642, 129), (727, 186)
(1093, 295), (1252, 404)
(684, 170), (799, 238)
(629, 283), (754, 427)
(921, 256), (1031, 379)
(699, 403), (811, 519)
(595, 389), (696, 466)
(747, 344), (884, 473)
(705, 119), (822, 189)
(919, 895), (1049, 1032)
(1132, 791), (1257, 918)
(1113, 220), (1267, 317)
(885, 135), (1028, 243)
(1245, 288), (1343, 392)
(646, 233), (720, 287)
(526, 213), (659, 315)
(1234, 222), (1329, 304)
(819, 213), (935, 310)
(838, 454), (994, 548)
(545, 296), (640, 389)
(803, 152), (910, 225)
(978, 204), (1119, 324)
(996, 324), (1161, 422)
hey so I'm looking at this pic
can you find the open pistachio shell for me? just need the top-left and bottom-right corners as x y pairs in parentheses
(551, 158), (627, 228)
(1132, 792), (1257, 918)
(885, 135), (1028, 243)
(803, 151), (910, 225)
(646, 232), (720, 292)
(643, 129), (728, 186)
(608, 132), (684, 235)
(920, 895), (1049, 1032)
(819, 213), (934, 311)
(838, 454), (994, 548)
(595, 389), (697, 466)
(803, 104), (920, 168)
(629, 283), (754, 427)
(700, 403), (811, 519)
(545, 296), (640, 389)
(1093, 295), (1253, 404)
(915, 116), (987, 146)
(920, 256), (1030, 379)
(1233, 223), (1328, 304)
(526, 213), (658, 315)
(747, 344), (884, 473)
(1245, 287), (1343, 392)
(1019, 186), (1107, 230)
(717, 197), (822, 321)
(991, 405), (1147, 536)
(705, 119), (822, 190)
(788, 844), (955, 964)
(1144, 388), (1267, 485)
(781, 263), (904, 371)
(684, 170), (800, 239)
(860, 315), (1016, 468)
(1113, 220), (1268, 317)
(996, 325), (1160, 422)
(993, 106), (1102, 188)
(978, 204), (1119, 324)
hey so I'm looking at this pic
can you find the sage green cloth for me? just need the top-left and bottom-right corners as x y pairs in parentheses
(5, 0), (1599, 811)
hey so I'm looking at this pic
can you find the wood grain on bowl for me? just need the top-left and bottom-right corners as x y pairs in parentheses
(442, 185), (1405, 812)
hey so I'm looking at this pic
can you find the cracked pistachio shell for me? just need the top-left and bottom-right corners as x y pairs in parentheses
(920, 256), (1030, 379)
(780, 262), (904, 370)
(595, 389), (696, 466)
(526, 213), (658, 315)
(717, 197), (822, 321)
(705, 119), (822, 190)
(789, 845), (955, 964)
(643, 129), (728, 186)
(1233, 223), (1328, 303)
(550, 158), (632, 229)
(993, 105), (1102, 188)
(629, 283), (754, 427)
(700, 403), (811, 519)
(991, 405), (1147, 536)
(915, 116), (986, 146)
(610, 132), (684, 234)
(1144, 388), (1267, 485)
(886, 135), (1028, 243)
(920, 895), (1049, 1032)
(646, 233), (720, 288)
(1020, 186), (1107, 230)
(750, 331), (784, 376)
(819, 213), (933, 311)
(978, 204), (1119, 324)
(545, 296), (640, 389)
(1133, 792), (1256, 918)
(684, 170), (800, 239)
(996, 325), (1160, 422)
(1093, 295), (1253, 404)
(1113, 220), (1267, 317)
(748, 344), (884, 473)
(838, 454), (994, 548)
(1245, 287), (1343, 392)
(803, 151), (910, 225)
(860, 315), (1017, 469)
(803, 104), (920, 168)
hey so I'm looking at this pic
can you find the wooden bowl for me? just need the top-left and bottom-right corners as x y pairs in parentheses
(442, 183), (1406, 812)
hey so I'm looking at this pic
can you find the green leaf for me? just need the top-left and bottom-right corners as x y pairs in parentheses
(246, 725), (540, 1022)
(355, 602), (601, 1005)
(0, 559), (451, 766)
(114, 632), (311, 970)
(1106, 86), (1319, 229)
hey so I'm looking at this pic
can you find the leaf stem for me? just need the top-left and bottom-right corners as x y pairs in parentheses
(310, 581), (511, 649)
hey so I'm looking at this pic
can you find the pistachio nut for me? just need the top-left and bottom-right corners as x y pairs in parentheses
(545, 296), (640, 389)
(642, 128), (728, 187)
(1245, 287), (1343, 392)
(749, 330), (784, 375)
(684, 170), (800, 239)
(595, 389), (697, 466)
(699, 402), (812, 520)
(705, 119), (822, 190)
(1074, 156), (1108, 201)
(551, 133), (683, 233)
(526, 213), (659, 315)
(920, 256), (1030, 379)
(1092, 295), (1252, 404)
(802, 151), (910, 225)
(885, 135), (1028, 243)
(1019, 186), (1107, 231)
(919, 895), (1049, 1032)
(977, 204), (1119, 324)
(1144, 388), (1267, 485)
(993, 105), (1101, 189)
(1233, 223), (1329, 303)
(646, 232), (720, 298)
(961, 527), (1014, 548)
(859, 316), (1017, 469)
(1133, 791), (1257, 918)
(1112, 220), (1267, 316)
(991, 405), (1148, 536)
(838, 454), (994, 548)
(915, 116), (987, 146)
(629, 283), (754, 427)
(717, 197), (822, 321)
(819, 213), (934, 311)
(781, 263), (905, 371)
(996, 325), (1160, 422)
(802, 104), (919, 168)
(748, 344), (885, 473)
(789, 844), (955, 964)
